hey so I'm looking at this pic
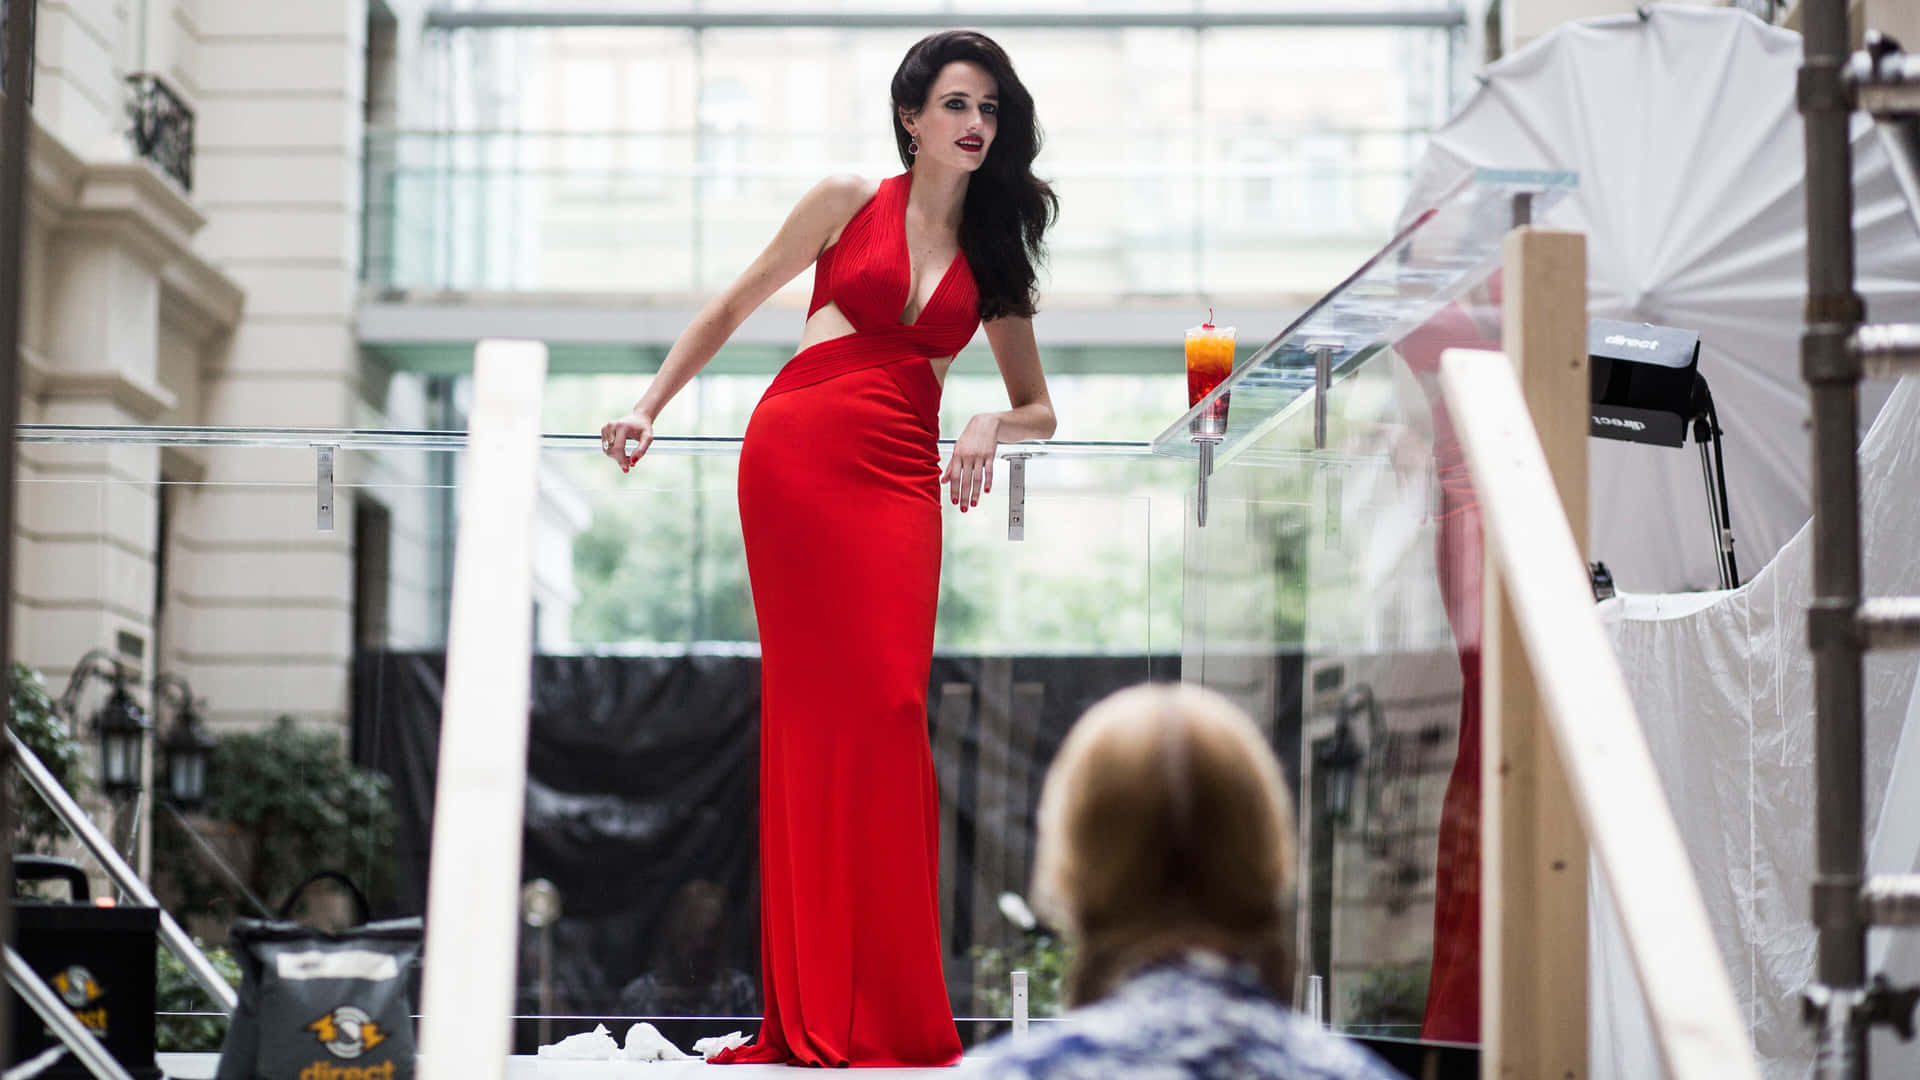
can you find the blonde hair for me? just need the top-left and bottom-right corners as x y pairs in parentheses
(1032, 683), (1297, 1006)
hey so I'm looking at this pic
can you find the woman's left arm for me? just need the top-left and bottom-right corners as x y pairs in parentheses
(943, 315), (1057, 512)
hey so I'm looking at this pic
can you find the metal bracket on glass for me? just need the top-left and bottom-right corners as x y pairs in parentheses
(1191, 435), (1220, 528)
(315, 444), (336, 532)
(1011, 969), (1030, 1038)
(1006, 453), (1028, 541)
(1188, 379), (1231, 529)
(1308, 341), (1340, 451)
(6, 947), (137, 1080)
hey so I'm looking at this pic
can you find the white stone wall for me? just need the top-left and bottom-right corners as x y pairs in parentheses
(149, 0), (369, 731)
(18, 0), (581, 744)
(14, 0), (241, 688)
(16, 1), (399, 716)
(1865, 0), (1920, 43)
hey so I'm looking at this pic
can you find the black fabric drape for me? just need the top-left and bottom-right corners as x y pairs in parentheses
(351, 651), (1310, 1033)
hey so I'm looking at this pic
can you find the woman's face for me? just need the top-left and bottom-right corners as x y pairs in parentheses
(903, 60), (999, 172)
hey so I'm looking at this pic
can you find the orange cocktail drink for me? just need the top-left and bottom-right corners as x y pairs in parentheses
(1186, 319), (1235, 437)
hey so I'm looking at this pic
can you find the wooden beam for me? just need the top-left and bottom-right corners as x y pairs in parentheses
(1441, 341), (1760, 1080)
(1481, 227), (1589, 1078)
(417, 340), (549, 1080)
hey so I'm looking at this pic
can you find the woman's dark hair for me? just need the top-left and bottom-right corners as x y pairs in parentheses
(891, 30), (1057, 322)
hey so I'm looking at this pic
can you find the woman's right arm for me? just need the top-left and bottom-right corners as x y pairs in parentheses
(602, 174), (872, 470)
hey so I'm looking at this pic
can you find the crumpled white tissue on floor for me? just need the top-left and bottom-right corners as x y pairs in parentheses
(536, 1024), (620, 1061)
(690, 1031), (748, 1059)
(619, 1023), (691, 1062)
(533, 1022), (707, 1064)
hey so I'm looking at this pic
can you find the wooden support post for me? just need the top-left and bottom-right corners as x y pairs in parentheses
(1482, 227), (1589, 1079)
(1443, 342), (1759, 1079)
(417, 340), (548, 1080)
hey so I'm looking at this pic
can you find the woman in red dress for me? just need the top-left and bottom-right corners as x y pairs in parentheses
(1391, 280), (1501, 1044)
(599, 31), (1058, 1068)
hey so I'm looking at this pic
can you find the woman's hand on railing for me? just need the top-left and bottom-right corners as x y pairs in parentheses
(943, 413), (1002, 512)
(600, 412), (656, 473)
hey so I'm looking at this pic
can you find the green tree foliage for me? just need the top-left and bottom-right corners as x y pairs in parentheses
(970, 934), (1070, 1019)
(155, 942), (241, 1051)
(1345, 962), (1429, 1030)
(153, 717), (396, 923)
(7, 662), (90, 854)
(553, 371), (1194, 651)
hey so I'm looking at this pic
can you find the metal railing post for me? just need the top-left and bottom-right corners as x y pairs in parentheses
(6, 729), (237, 1013)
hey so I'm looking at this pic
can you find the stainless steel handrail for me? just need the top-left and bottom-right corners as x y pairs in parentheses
(7, 729), (238, 1013)
(5, 947), (137, 1080)
(15, 424), (1156, 458)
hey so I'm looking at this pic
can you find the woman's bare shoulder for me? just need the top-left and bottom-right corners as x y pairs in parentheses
(806, 174), (884, 250)
(812, 172), (882, 210)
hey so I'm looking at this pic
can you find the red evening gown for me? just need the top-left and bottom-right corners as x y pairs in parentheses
(713, 172), (974, 1068)
(1397, 299), (1494, 1044)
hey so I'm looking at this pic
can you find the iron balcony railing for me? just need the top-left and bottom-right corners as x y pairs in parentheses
(126, 72), (194, 192)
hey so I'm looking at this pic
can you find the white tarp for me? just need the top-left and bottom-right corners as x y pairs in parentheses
(1399, 4), (1920, 594)
(1596, 373), (1920, 1079)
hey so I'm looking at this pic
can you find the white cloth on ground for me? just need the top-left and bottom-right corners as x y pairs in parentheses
(690, 1032), (749, 1059)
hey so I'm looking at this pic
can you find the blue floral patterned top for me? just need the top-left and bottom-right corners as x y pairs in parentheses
(968, 951), (1407, 1080)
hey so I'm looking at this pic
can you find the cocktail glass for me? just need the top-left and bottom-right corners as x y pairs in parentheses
(1186, 323), (1235, 439)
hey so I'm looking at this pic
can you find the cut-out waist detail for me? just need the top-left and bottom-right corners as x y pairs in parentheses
(795, 302), (954, 387)
(765, 328), (952, 401)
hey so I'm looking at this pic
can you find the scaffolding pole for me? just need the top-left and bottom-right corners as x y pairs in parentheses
(0, 0), (40, 1061)
(1801, 0), (1869, 1074)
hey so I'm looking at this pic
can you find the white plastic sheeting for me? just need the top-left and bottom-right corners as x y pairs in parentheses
(1398, 5), (1920, 593)
(1596, 375), (1920, 1079)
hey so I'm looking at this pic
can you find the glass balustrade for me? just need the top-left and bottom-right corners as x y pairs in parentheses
(1166, 167), (1573, 1039)
(14, 425), (1184, 1050)
(17, 168), (1571, 1057)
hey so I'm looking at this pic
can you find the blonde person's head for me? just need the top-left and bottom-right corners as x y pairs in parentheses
(1032, 683), (1297, 1007)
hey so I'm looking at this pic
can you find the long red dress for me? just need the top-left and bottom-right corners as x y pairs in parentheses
(713, 172), (974, 1067)
(1397, 300), (1493, 1044)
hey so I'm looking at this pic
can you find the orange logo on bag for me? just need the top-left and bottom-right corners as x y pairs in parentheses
(52, 967), (102, 1008)
(299, 1062), (396, 1080)
(306, 1006), (388, 1059)
(51, 966), (109, 1033)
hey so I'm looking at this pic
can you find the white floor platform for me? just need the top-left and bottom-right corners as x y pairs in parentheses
(156, 1053), (976, 1078)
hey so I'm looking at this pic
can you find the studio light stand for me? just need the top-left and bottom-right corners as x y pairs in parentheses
(1587, 317), (1740, 590)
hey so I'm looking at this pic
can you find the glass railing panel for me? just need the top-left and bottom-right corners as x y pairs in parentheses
(1151, 167), (1573, 463)
(14, 429), (1183, 1049)
(1178, 259), (1507, 1040)
(13, 453), (424, 1051)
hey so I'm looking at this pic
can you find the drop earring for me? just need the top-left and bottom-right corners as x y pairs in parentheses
(908, 136), (919, 156)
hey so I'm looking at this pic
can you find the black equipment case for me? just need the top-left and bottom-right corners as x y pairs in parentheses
(9, 856), (162, 1080)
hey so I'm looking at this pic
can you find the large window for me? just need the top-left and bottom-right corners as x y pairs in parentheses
(372, 10), (1463, 296)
